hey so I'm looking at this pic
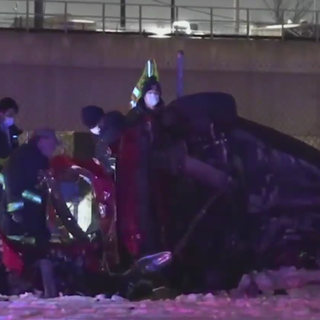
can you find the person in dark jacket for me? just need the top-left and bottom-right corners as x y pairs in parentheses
(1, 128), (59, 258)
(0, 128), (60, 295)
(1, 128), (59, 242)
(0, 98), (20, 166)
(116, 76), (166, 259)
(81, 106), (126, 172)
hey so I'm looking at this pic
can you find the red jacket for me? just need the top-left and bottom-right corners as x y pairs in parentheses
(116, 108), (167, 258)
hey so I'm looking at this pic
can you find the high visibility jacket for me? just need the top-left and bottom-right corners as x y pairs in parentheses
(0, 142), (49, 238)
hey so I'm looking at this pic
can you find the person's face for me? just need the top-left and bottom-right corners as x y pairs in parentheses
(89, 118), (104, 135)
(144, 86), (160, 110)
(38, 137), (58, 158)
(0, 109), (17, 127)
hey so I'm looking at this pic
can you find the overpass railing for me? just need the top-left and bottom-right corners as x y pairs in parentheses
(0, 1), (320, 40)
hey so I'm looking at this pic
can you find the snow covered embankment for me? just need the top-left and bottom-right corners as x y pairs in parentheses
(0, 292), (320, 320)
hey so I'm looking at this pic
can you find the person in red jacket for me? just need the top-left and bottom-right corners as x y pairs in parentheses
(116, 76), (167, 260)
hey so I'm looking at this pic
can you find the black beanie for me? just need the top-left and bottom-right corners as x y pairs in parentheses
(0, 97), (19, 113)
(81, 105), (104, 128)
(141, 76), (162, 97)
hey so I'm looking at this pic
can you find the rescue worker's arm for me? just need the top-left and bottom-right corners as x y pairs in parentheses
(95, 111), (126, 172)
(4, 147), (48, 221)
(0, 131), (11, 167)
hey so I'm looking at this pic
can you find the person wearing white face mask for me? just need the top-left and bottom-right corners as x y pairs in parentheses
(125, 76), (164, 127)
(81, 105), (126, 173)
(117, 76), (166, 258)
(0, 97), (19, 167)
(144, 91), (160, 110)
(141, 76), (163, 112)
(81, 105), (105, 136)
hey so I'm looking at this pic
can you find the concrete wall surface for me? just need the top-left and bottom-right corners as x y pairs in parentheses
(0, 31), (319, 144)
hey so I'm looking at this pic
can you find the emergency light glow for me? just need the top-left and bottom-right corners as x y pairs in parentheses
(22, 190), (42, 204)
(7, 201), (24, 212)
(67, 194), (93, 233)
(0, 173), (5, 190)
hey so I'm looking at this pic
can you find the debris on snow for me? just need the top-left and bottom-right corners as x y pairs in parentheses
(237, 267), (320, 295)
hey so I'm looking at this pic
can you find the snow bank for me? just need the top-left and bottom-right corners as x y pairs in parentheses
(0, 291), (319, 319)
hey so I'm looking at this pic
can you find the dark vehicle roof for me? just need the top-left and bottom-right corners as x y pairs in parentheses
(166, 92), (238, 130)
(239, 117), (320, 169)
(168, 92), (320, 169)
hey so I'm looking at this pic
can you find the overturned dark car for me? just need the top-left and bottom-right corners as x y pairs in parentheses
(2, 92), (320, 298)
(156, 92), (320, 292)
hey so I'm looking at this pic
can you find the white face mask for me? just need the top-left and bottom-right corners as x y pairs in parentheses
(144, 93), (160, 109)
(4, 117), (14, 127)
(90, 125), (101, 135)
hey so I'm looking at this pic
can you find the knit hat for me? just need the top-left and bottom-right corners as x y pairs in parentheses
(81, 105), (104, 129)
(141, 76), (162, 97)
(0, 97), (19, 113)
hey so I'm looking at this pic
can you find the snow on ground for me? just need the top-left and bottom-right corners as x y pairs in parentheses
(0, 292), (320, 320)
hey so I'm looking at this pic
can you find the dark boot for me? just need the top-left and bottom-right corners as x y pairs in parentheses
(7, 271), (33, 295)
(38, 259), (58, 298)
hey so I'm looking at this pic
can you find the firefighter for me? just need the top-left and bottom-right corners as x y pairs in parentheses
(126, 75), (164, 126)
(0, 128), (60, 295)
(81, 106), (126, 172)
(0, 97), (20, 168)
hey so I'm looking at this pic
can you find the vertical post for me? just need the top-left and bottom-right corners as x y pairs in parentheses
(171, 0), (175, 25)
(63, 2), (68, 33)
(120, 0), (126, 29)
(13, 2), (18, 28)
(26, 0), (29, 31)
(177, 50), (184, 98)
(246, 8), (250, 38)
(233, 0), (240, 34)
(210, 7), (213, 38)
(102, 3), (105, 33)
(316, 11), (319, 42)
(34, 0), (44, 29)
(138, 5), (142, 34)
(281, 11), (284, 40)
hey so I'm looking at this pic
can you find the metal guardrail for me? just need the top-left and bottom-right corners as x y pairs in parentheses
(0, 1), (320, 40)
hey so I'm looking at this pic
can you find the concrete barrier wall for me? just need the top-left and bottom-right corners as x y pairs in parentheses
(0, 31), (319, 140)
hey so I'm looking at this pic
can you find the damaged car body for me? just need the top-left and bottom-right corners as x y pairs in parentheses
(157, 92), (320, 292)
(1, 92), (320, 298)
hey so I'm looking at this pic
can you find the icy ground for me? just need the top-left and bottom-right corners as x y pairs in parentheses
(1, 267), (320, 319)
(1, 292), (320, 320)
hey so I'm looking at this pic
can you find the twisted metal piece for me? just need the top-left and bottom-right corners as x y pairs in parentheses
(39, 169), (89, 242)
